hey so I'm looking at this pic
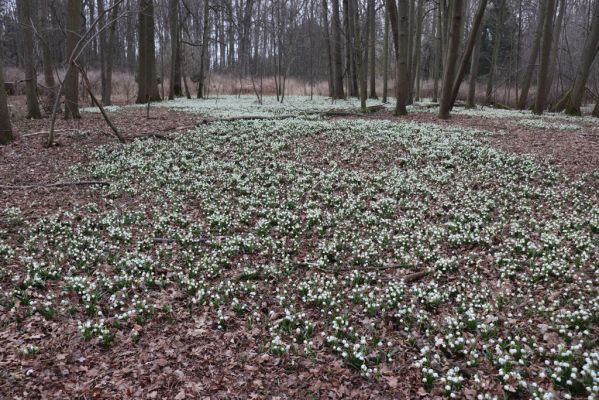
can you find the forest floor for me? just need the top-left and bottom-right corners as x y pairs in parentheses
(0, 96), (597, 399)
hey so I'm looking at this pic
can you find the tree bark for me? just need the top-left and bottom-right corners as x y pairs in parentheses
(439, 0), (464, 119)
(17, 0), (42, 119)
(0, 49), (13, 144)
(350, 0), (367, 111)
(382, 6), (390, 103)
(97, 0), (108, 105)
(450, 0), (488, 109)
(65, 0), (82, 119)
(546, 0), (565, 102)
(533, 0), (556, 114)
(197, 0), (211, 99)
(517, 0), (546, 110)
(169, 0), (180, 100)
(368, 0), (377, 99)
(485, 0), (505, 105)
(387, 0), (409, 115)
(564, 0), (599, 115)
(331, 0), (345, 99)
(136, 0), (161, 103)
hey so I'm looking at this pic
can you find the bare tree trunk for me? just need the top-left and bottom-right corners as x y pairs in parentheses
(39, 0), (59, 113)
(331, 0), (345, 99)
(104, 0), (119, 106)
(450, 0), (488, 109)
(65, 0), (82, 119)
(136, 0), (161, 103)
(413, 0), (424, 101)
(432, 6), (441, 102)
(322, 0), (335, 98)
(546, 0), (565, 102)
(97, 0), (108, 105)
(518, 0), (546, 110)
(593, 96), (599, 117)
(565, 0), (599, 115)
(169, 0), (179, 100)
(0, 49), (13, 144)
(350, 0), (367, 111)
(485, 0), (505, 105)
(368, 0), (377, 99)
(382, 6), (390, 103)
(533, 0), (556, 114)
(410, 0), (423, 102)
(17, 0), (42, 119)
(397, 0), (410, 115)
(197, 0), (211, 99)
(439, 0), (464, 119)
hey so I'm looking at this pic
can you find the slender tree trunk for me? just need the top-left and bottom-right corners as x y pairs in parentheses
(518, 0), (546, 110)
(368, 0), (377, 99)
(0, 49), (13, 144)
(104, 0), (119, 106)
(382, 6), (390, 103)
(593, 96), (599, 117)
(485, 0), (505, 105)
(322, 0), (335, 98)
(350, 0), (367, 110)
(39, 0), (58, 113)
(169, 0), (179, 100)
(432, 7), (441, 102)
(331, 0), (345, 98)
(439, 0), (464, 119)
(546, 0), (565, 102)
(17, 0), (42, 119)
(533, 0), (556, 114)
(136, 0), (161, 103)
(397, 0), (410, 115)
(451, 0), (488, 109)
(565, 0), (599, 115)
(413, 0), (424, 102)
(97, 0), (107, 105)
(65, 0), (82, 119)
(409, 0), (423, 102)
(198, 0), (211, 99)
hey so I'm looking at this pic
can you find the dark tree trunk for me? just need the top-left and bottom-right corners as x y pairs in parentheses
(0, 49), (13, 144)
(565, 0), (599, 115)
(331, 0), (345, 99)
(368, 0), (377, 99)
(197, 0), (211, 99)
(382, 6), (390, 103)
(533, 0), (556, 114)
(439, 0), (464, 119)
(136, 0), (161, 103)
(169, 0), (180, 100)
(350, 0), (367, 110)
(17, 0), (42, 119)
(65, 0), (82, 119)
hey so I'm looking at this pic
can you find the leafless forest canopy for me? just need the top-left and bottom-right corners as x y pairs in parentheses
(0, 0), (599, 128)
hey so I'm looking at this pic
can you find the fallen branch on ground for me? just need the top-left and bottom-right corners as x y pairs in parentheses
(0, 180), (110, 190)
